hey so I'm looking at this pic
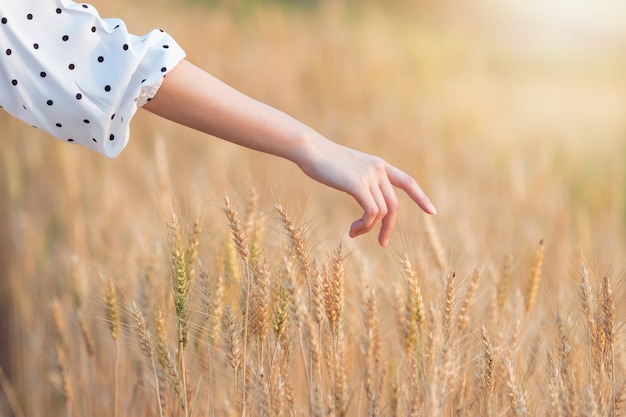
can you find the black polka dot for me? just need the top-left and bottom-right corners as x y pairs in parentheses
(123, 44), (129, 51)
(56, 123), (62, 127)
(161, 67), (167, 72)
(163, 45), (169, 49)
(68, 63), (75, 70)
(40, 72), (46, 77)
(56, 8), (62, 14)
(76, 93), (82, 100)
(62, 35), (69, 41)
(82, 4), (88, 8)
(114, 24), (120, 29)
(91, 26), (96, 33)
(11, 79), (17, 86)
(141, 79), (146, 83)
(33, 43), (39, 49)
(92, 138), (98, 143)
(97, 56), (104, 63)
(109, 134), (115, 141)
(47, 100), (53, 106)
(1, 18), (7, 24)
(67, 138), (74, 142)
(26, 14), (33, 20)
(83, 119), (90, 124)
(5, 49), (10, 55)
(111, 114), (116, 120)
(104, 85), (111, 92)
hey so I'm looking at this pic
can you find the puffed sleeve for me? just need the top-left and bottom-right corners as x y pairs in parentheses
(0, 0), (186, 158)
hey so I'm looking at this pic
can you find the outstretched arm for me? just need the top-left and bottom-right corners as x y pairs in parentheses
(143, 59), (436, 246)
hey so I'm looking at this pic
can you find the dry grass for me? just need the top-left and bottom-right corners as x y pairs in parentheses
(1, 0), (626, 416)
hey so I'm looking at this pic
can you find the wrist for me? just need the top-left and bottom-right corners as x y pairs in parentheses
(288, 127), (327, 172)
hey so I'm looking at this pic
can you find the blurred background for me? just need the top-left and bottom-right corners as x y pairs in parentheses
(1, 0), (626, 414)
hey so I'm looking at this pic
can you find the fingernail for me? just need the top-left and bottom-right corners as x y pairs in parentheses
(428, 201), (437, 215)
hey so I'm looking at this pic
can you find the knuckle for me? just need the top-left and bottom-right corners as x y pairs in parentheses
(387, 197), (399, 212)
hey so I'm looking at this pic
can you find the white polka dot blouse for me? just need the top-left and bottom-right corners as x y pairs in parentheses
(0, 0), (186, 158)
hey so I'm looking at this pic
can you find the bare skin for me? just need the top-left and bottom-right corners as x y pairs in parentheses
(144, 59), (436, 247)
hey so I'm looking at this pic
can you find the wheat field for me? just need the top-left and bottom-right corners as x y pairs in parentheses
(1, 0), (626, 416)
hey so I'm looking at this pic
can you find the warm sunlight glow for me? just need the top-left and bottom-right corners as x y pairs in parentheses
(484, 0), (626, 59)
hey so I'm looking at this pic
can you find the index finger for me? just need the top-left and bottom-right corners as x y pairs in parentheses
(386, 164), (437, 215)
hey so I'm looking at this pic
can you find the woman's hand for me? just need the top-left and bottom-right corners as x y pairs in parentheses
(296, 137), (436, 247)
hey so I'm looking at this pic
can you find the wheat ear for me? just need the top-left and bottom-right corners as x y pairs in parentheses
(224, 197), (251, 417)
(222, 306), (243, 407)
(400, 254), (424, 357)
(457, 269), (480, 333)
(275, 203), (312, 298)
(104, 281), (120, 417)
(323, 243), (345, 339)
(364, 287), (384, 417)
(168, 212), (190, 417)
(423, 214), (446, 269)
(505, 358), (528, 417)
(442, 271), (455, 346)
(601, 275), (616, 416)
(525, 239), (544, 315)
(496, 251), (513, 313)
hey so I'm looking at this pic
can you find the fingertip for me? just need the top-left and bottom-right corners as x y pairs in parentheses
(421, 199), (437, 215)
(349, 219), (363, 238)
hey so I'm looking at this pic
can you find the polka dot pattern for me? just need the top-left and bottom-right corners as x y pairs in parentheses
(0, 0), (186, 158)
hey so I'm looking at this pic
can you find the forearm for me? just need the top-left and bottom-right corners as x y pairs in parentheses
(143, 59), (320, 167)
